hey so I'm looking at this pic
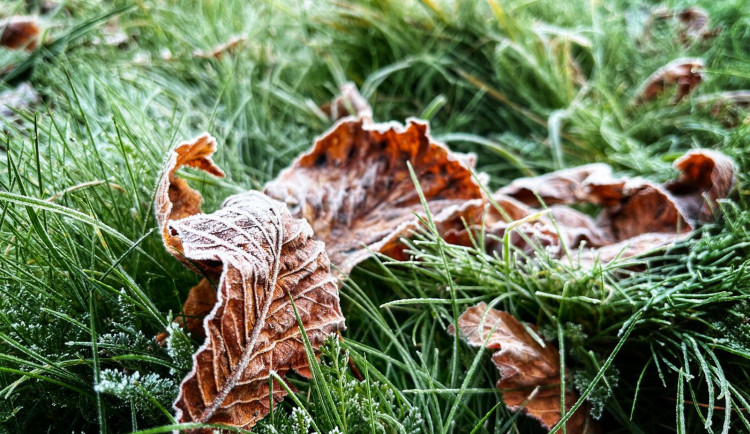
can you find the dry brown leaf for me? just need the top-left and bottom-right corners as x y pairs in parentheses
(320, 82), (373, 121)
(548, 206), (614, 247)
(666, 150), (735, 221)
(577, 232), (685, 265)
(700, 91), (750, 127)
(155, 133), (225, 264)
(496, 163), (615, 207)
(495, 174), (689, 262)
(646, 7), (719, 46)
(636, 58), (704, 103)
(471, 196), (564, 257)
(155, 135), (345, 431)
(449, 302), (591, 433)
(0, 82), (40, 118)
(594, 180), (691, 241)
(194, 36), (246, 60)
(675, 7), (719, 42)
(264, 115), (484, 273)
(0, 16), (40, 51)
(490, 150), (734, 265)
(156, 278), (217, 344)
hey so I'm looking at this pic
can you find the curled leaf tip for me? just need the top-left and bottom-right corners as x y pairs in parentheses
(637, 58), (704, 103)
(155, 135), (345, 432)
(264, 116), (483, 273)
(487, 148), (734, 266)
(667, 149), (735, 221)
(322, 82), (373, 121)
(155, 133), (225, 260)
(452, 303), (591, 433)
(0, 16), (40, 51)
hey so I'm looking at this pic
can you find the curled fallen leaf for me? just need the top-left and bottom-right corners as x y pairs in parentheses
(698, 91), (750, 127)
(636, 58), (704, 103)
(491, 150), (734, 265)
(449, 302), (591, 433)
(155, 133), (225, 265)
(155, 135), (345, 431)
(0, 16), (40, 51)
(666, 150), (735, 221)
(264, 115), (484, 273)
(194, 36), (246, 60)
(646, 7), (718, 46)
(674, 7), (719, 42)
(492, 163), (614, 207)
(320, 82), (373, 121)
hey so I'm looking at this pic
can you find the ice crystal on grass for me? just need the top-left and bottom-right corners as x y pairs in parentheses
(289, 407), (313, 433)
(0, 402), (22, 424)
(163, 321), (196, 375)
(256, 336), (423, 433)
(98, 328), (152, 353)
(573, 366), (620, 420)
(0, 287), (86, 361)
(95, 369), (177, 417)
(712, 301), (750, 354)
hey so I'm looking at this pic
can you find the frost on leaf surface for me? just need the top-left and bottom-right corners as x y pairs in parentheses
(0, 16), (40, 51)
(489, 149), (735, 265)
(450, 303), (592, 433)
(155, 135), (346, 431)
(264, 114), (484, 273)
(636, 57), (704, 103)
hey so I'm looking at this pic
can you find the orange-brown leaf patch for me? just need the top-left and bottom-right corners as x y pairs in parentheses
(636, 58), (704, 103)
(264, 116), (484, 273)
(155, 136), (345, 432)
(489, 150), (734, 264)
(450, 302), (592, 433)
(0, 16), (40, 51)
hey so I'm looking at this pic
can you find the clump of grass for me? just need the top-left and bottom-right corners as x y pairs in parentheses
(0, 0), (749, 432)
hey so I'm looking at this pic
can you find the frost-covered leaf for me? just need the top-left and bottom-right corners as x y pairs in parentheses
(490, 150), (735, 265)
(264, 113), (483, 273)
(666, 149), (735, 221)
(194, 36), (246, 59)
(699, 91), (750, 127)
(449, 302), (591, 433)
(646, 7), (718, 46)
(155, 136), (346, 431)
(155, 133), (225, 264)
(636, 58), (704, 103)
(0, 16), (40, 51)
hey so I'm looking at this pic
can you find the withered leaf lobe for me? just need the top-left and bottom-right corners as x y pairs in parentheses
(450, 302), (589, 433)
(637, 58), (704, 103)
(0, 16), (40, 51)
(264, 116), (483, 273)
(666, 149), (735, 221)
(491, 150), (734, 265)
(156, 136), (345, 431)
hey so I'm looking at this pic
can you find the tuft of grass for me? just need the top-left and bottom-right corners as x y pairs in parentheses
(0, 0), (748, 433)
